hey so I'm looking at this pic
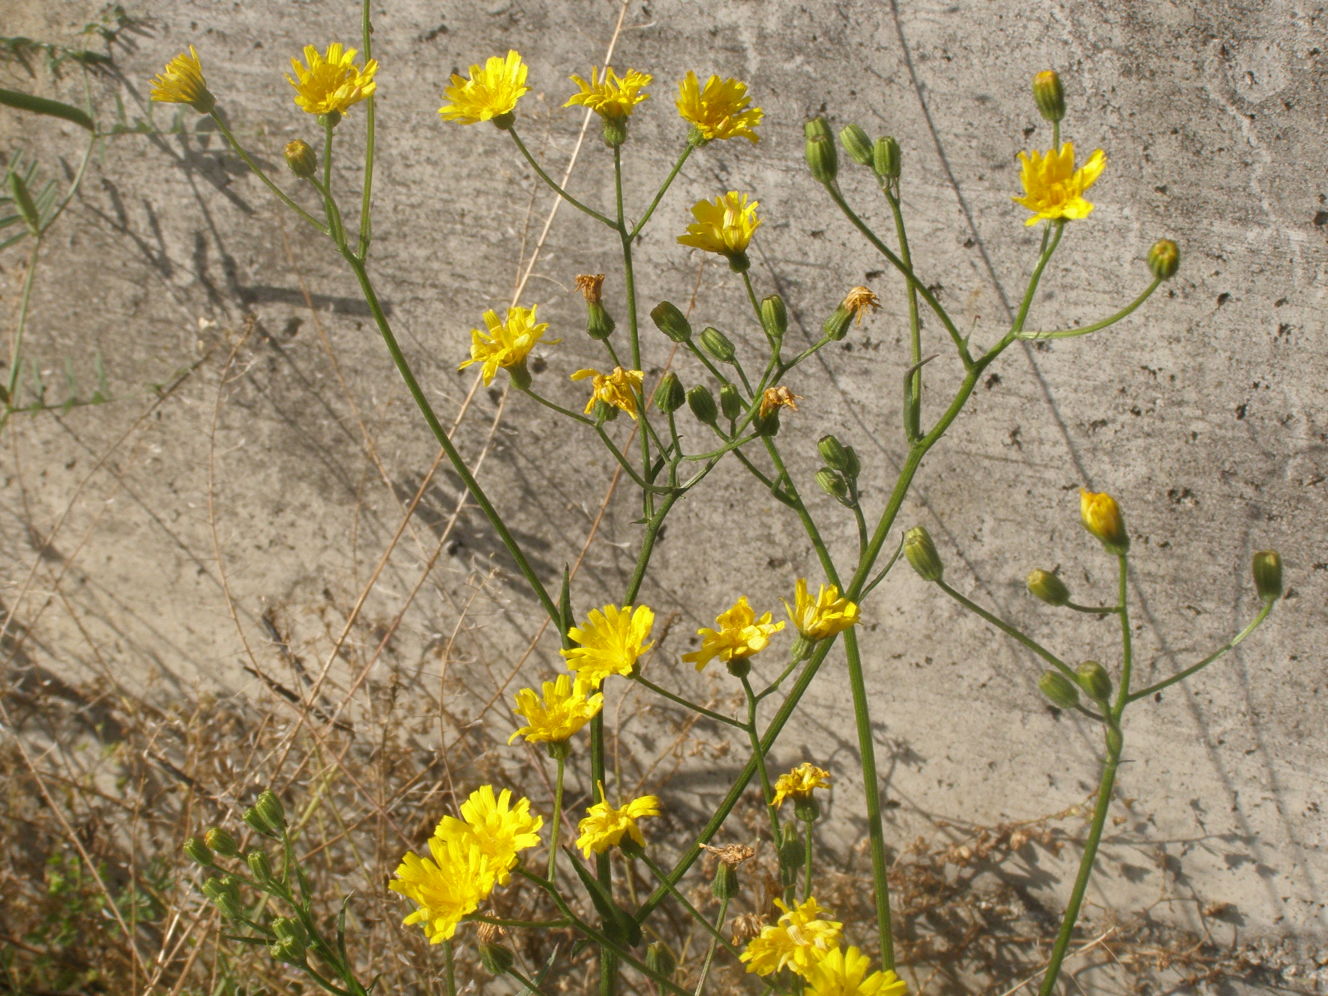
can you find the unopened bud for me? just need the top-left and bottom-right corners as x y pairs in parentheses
(1148, 239), (1179, 280)
(653, 372), (685, 413)
(645, 942), (677, 980)
(1079, 489), (1129, 555)
(1076, 660), (1113, 703)
(687, 385), (718, 425)
(760, 294), (788, 340)
(269, 936), (305, 965)
(283, 139), (317, 179)
(840, 123), (874, 166)
(244, 790), (286, 837)
(823, 305), (853, 341)
(804, 116), (838, 184)
(700, 326), (735, 362)
(650, 301), (692, 342)
(718, 383), (744, 421)
(1032, 70), (1065, 123)
(873, 136), (901, 181)
(817, 435), (859, 478)
(245, 848), (273, 884)
(777, 835), (805, 872)
(479, 942), (515, 974)
(204, 827), (239, 857)
(1039, 671), (1080, 709)
(816, 468), (851, 505)
(903, 526), (943, 582)
(1027, 569), (1070, 606)
(1252, 550), (1283, 602)
(183, 836), (213, 867)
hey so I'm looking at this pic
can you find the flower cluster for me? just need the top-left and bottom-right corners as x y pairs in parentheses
(390, 786), (542, 943)
(741, 899), (907, 994)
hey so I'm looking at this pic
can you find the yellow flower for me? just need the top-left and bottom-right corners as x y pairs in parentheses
(149, 45), (214, 113)
(286, 43), (378, 117)
(804, 946), (909, 996)
(678, 191), (761, 260)
(575, 789), (660, 858)
(758, 385), (801, 420)
(771, 761), (832, 809)
(509, 674), (603, 745)
(565, 65), (651, 120)
(435, 785), (543, 886)
(740, 897), (843, 978)
(1079, 488), (1129, 554)
(682, 596), (784, 672)
(389, 832), (494, 943)
(1012, 142), (1106, 226)
(458, 305), (557, 386)
(784, 579), (859, 640)
(561, 604), (656, 686)
(571, 367), (645, 420)
(440, 50), (529, 125)
(676, 71), (762, 143)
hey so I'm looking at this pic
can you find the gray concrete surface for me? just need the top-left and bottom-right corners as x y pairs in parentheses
(3, 0), (1325, 990)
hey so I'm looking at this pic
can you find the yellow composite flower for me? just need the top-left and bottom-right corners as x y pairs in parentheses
(509, 674), (603, 745)
(771, 761), (832, 809)
(564, 65), (652, 119)
(676, 71), (763, 143)
(286, 43), (378, 116)
(148, 45), (214, 113)
(682, 595), (784, 672)
(561, 604), (656, 686)
(570, 366), (645, 420)
(389, 832), (495, 943)
(804, 945), (909, 996)
(575, 790), (661, 858)
(440, 50), (529, 124)
(458, 305), (557, 385)
(435, 785), (543, 886)
(740, 897), (843, 978)
(1079, 488), (1129, 553)
(784, 578), (859, 640)
(677, 191), (761, 258)
(1012, 142), (1107, 226)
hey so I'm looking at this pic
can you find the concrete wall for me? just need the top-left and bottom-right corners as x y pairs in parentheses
(3, 0), (1324, 989)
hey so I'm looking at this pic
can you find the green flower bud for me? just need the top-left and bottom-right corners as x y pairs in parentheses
(873, 136), (901, 181)
(712, 862), (739, 901)
(479, 942), (515, 974)
(700, 326), (735, 362)
(816, 468), (851, 505)
(760, 294), (788, 341)
(1148, 239), (1180, 280)
(804, 116), (838, 184)
(718, 383), (744, 421)
(1076, 660), (1113, 703)
(244, 789), (286, 837)
(1032, 70), (1065, 123)
(687, 385), (718, 425)
(650, 301), (692, 342)
(202, 875), (243, 920)
(1039, 671), (1080, 709)
(183, 836), (213, 867)
(840, 123), (874, 166)
(203, 827), (239, 857)
(903, 525), (943, 582)
(823, 305), (853, 341)
(269, 936), (305, 965)
(271, 916), (308, 947)
(817, 435), (859, 479)
(1252, 550), (1283, 602)
(283, 139), (318, 179)
(645, 942), (677, 980)
(245, 848), (273, 884)
(653, 371), (685, 413)
(777, 835), (805, 872)
(1026, 569), (1071, 607)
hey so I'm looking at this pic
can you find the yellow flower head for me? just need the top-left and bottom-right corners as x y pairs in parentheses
(435, 785), (543, 886)
(1012, 142), (1106, 226)
(1079, 488), (1129, 554)
(389, 832), (494, 943)
(678, 191), (761, 259)
(509, 674), (603, 745)
(682, 595), (784, 672)
(286, 43), (378, 117)
(561, 604), (656, 686)
(772, 761), (832, 809)
(784, 579), (859, 640)
(459, 305), (558, 386)
(758, 385), (801, 420)
(440, 50), (529, 125)
(565, 65), (652, 120)
(842, 286), (880, 325)
(677, 71), (762, 143)
(149, 45), (214, 113)
(740, 897), (843, 978)
(804, 946), (909, 996)
(576, 788), (661, 858)
(571, 366), (645, 420)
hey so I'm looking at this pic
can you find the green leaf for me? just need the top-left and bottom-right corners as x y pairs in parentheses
(0, 87), (94, 131)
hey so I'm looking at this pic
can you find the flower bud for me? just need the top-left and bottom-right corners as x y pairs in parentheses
(699, 326), (735, 362)
(1079, 489), (1129, 555)
(283, 139), (318, 179)
(817, 435), (859, 478)
(760, 294), (788, 341)
(204, 827), (240, 857)
(823, 305), (853, 341)
(711, 862), (739, 901)
(1026, 569), (1070, 607)
(1147, 239), (1179, 280)
(1039, 671), (1080, 709)
(245, 848), (273, 884)
(479, 942), (515, 974)
(804, 116), (838, 184)
(585, 301), (615, 340)
(718, 383), (744, 421)
(650, 301), (692, 342)
(1252, 550), (1283, 602)
(645, 942), (677, 980)
(244, 789), (286, 837)
(269, 936), (305, 965)
(777, 835), (805, 872)
(816, 468), (852, 505)
(840, 123), (874, 166)
(270, 917), (308, 962)
(872, 136), (901, 181)
(1032, 70), (1065, 123)
(687, 385), (718, 425)
(1075, 660), (1113, 703)
(653, 371), (685, 414)
(753, 411), (780, 438)
(183, 836), (213, 867)
(202, 875), (243, 920)
(904, 526), (943, 582)
(272, 915), (308, 947)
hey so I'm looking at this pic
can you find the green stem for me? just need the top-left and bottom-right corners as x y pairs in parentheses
(1129, 600), (1274, 702)
(630, 144), (693, 240)
(1113, 553), (1133, 705)
(692, 891), (730, 996)
(208, 112), (326, 233)
(936, 579), (1075, 682)
(1010, 221), (1065, 336)
(638, 850), (741, 956)
(740, 674), (783, 846)
(614, 143), (652, 522)
(1018, 278), (1163, 340)
(548, 752), (566, 881)
(632, 674), (744, 729)
(357, 0), (375, 258)
(507, 127), (615, 227)
(885, 188), (923, 440)
(2, 238), (41, 428)
(802, 816), (814, 900)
